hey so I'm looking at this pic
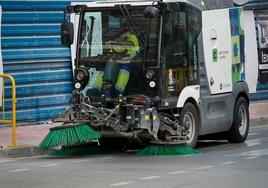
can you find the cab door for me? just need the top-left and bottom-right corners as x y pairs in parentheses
(160, 5), (201, 108)
(161, 10), (187, 108)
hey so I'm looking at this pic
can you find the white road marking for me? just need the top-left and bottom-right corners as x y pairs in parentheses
(9, 168), (29, 172)
(248, 133), (260, 136)
(221, 161), (237, 165)
(100, 157), (113, 160)
(40, 163), (60, 167)
(139, 176), (161, 180)
(242, 149), (268, 157)
(244, 156), (259, 160)
(71, 159), (90, 163)
(110, 182), (132, 186)
(227, 149), (268, 157)
(33, 163), (52, 166)
(168, 170), (188, 175)
(245, 139), (261, 147)
(180, 155), (196, 157)
(194, 166), (214, 170)
(0, 160), (16, 163)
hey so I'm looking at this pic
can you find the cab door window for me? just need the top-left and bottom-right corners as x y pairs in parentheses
(162, 11), (188, 96)
(162, 5), (201, 97)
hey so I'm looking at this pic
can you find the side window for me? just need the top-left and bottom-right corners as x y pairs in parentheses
(144, 17), (160, 67)
(163, 11), (187, 59)
(80, 12), (103, 58)
(163, 11), (188, 97)
(162, 7), (201, 97)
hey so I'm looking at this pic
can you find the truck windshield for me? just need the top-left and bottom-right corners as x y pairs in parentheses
(77, 6), (160, 96)
(78, 7), (159, 65)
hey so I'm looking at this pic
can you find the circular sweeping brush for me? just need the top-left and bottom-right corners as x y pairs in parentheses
(136, 143), (200, 156)
(39, 123), (101, 150)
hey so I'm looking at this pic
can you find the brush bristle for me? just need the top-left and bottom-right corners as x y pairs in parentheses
(136, 145), (200, 156)
(39, 124), (101, 149)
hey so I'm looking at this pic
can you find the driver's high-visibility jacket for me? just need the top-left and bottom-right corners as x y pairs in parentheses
(108, 32), (140, 63)
(88, 32), (139, 96)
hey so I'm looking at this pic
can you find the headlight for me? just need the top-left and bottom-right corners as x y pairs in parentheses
(146, 70), (155, 80)
(149, 81), (156, 88)
(75, 82), (81, 89)
(76, 71), (85, 81)
(74, 68), (89, 90)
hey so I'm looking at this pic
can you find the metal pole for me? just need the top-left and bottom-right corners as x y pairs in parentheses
(2, 77), (4, 120)
(10, 75), (16, 146)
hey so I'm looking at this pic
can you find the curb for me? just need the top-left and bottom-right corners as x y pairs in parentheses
(250, 117), (268, 127)
(0, 146), (48, 158)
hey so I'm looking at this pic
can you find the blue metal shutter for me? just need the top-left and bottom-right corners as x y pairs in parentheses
(244, 0), (268, 10)
(0, 1), (76, 124)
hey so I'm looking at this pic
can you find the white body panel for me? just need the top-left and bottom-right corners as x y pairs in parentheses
(202, 9), (232, 94)
(244, 10), (258, 93)
(70, 10), (79, 73)
(177, 85), (200, 108)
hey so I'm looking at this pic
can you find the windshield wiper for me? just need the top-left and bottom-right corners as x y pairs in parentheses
(117, 4), (146, 46)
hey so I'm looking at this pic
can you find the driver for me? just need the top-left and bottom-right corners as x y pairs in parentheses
(85, 32), (139, 97)
(103, 32), (140, 96)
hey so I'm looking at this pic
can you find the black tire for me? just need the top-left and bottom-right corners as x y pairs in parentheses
(227, 97), (249, 143)
(179, 103), (200, 148)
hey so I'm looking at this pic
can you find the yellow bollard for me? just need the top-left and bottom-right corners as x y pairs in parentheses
(0, 74), (17, 147)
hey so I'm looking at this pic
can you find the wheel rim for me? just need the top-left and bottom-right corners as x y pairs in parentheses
(183, 112), (196, 144)
(238, 104), (248, 136)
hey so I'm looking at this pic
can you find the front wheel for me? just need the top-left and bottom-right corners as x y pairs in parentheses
(179, 103), (200, 148)
(227, 97), (249, 143)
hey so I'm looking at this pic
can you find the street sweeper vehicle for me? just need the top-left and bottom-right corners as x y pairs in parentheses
(40, 0), (255, 155)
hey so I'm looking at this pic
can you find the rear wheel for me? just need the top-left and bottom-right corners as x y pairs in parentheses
(227, 97), (249, 143)
(179, 103), (200, 148)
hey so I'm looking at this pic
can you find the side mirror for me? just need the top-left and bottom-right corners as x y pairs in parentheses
(61, 22), (74, 45)
(144, 6), (160, 18)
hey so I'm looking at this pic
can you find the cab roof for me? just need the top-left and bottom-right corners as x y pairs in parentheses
(72, 0), (233, 10)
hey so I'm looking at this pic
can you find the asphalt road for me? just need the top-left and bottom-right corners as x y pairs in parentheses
(0, 126), (268, 188)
